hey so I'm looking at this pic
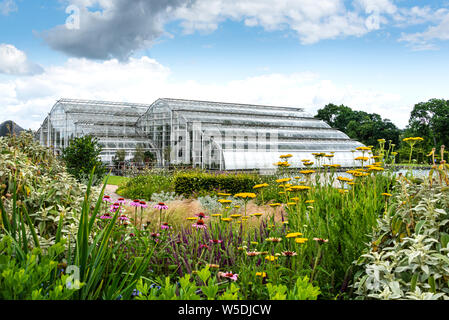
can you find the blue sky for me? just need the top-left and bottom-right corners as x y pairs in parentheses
(1, 0), (449, 130)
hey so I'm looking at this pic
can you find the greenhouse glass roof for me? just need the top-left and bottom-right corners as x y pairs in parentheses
(37, 97), (366, 169)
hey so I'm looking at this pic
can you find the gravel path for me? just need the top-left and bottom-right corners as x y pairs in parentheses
(104, 185), (128, 201)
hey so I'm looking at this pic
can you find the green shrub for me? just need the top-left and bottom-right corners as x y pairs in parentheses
(173, 172), (262, 197)
(116, 174), (173, 200)
(61, 135), (106, 185)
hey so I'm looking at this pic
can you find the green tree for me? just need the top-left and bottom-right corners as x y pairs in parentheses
(112, 149), (126, 167)
(407, 98), (449, 150)
(133, 144), (145, 163)
(61, 135), (106, 185)
(315, 103), (401, 147)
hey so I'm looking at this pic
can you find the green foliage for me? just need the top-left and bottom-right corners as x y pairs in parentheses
(173, 171), (262, 197)
(0, 132), (94, 249)
(353, 177), (449, 300)
(407, 98), (449, 152)
(116, 172), (173, 200)
(135, 266), (241, 300)
(0, 236), (82, 300)
(112, 150), (126, 167)
(315, 103), (401, 147)
(61, 135), (106, 185)
(266, 276), (321, 300)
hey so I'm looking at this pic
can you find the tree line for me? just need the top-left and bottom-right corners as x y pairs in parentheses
(314, 98), (449, 164)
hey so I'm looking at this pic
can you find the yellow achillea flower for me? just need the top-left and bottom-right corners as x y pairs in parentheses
(382, 193), (392, 197)
(230, 214), (242, 219)
(354, 156), (369, 161)
(269, 203), (281, 207)
(217, 192), (231, 196)
(250, 241), (259, 245)
(290, 185), (311, 191)
(221, 218), (232, 222)
(234, 205), (241, 208)
(324, 154), (334, 158)
(287, 202), (296, 205)
(251, 213), (263, 217)
(303, 161), (314, 166)
(305, 200), (315, 204)
(218, 199), (232, 203)
(265, 255), (278, 261)
(276, 178), (291, 183)
(368, 166), (384, 172)
(338, 189), (349, 194)
(337, 176), (353, 182)
(301, 159), (311, 162)
(294, 176), (301, 179)
(211, 213), (222, 217)
(290, 197), (300, 201)
(282, 221), (288, 224)
(286, 232), (303, 238)
(274, 161), (290, 167)
(300, 170), (315, 174)
(255, 272), (267, 278)
(234, 192), (256, 198)
(186, 217), (197, 221)
(330, 164), (341, 168)
(207, 264), (220, 269)
(279, 154), (293, 158)
(295, 238), (308, 244)
(356, 146), (372, 151)
(403, 137), (424, 142)
(266, 237), (282, 242)
(253, 183), (269, 189)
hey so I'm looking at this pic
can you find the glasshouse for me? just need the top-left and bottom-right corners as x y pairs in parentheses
(36, 98), (366, 170)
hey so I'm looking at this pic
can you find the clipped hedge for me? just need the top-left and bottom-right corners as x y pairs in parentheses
(173, 172), (262, 197)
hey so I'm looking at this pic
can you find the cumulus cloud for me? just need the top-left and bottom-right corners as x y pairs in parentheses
(0, 55), (411, 130)
(39, 0), (449, 59)
(0, 44), (44, 75)
(398, 11), (449, 50)
(41, 0), (188, 60)
(0, 0), (17, 15)
(173, 0), (375, 44)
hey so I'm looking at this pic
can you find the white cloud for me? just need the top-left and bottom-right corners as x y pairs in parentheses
(0, 56), (412, 130)
(0, 0), (17, 15)
(173, 0), (377, 44)
(399, 11), (449, 50)
(0, 44), (44, 75)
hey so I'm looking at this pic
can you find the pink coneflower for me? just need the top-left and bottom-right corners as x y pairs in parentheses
(281, 251), (298, 257)
(130, 233), (135, 237)
(209, 239), (223, 244)
(161, 222), (171, 230)
(313, 238), (329, 244)
(192, 219), (207, 229)
(139, 201), (148, 208)
(102, 195), (112, 202)
(100, 213), (113, 220)
(119, 215), (129, 221)
(154, 202), (168, 210)
(130, 199), (141, 207)
(150, 232), (160, 238)
(199, 244), (209, 250)
(117, 198), (126, 204)
(195, 212), (209, 219)
(218, 271), (238, 281)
